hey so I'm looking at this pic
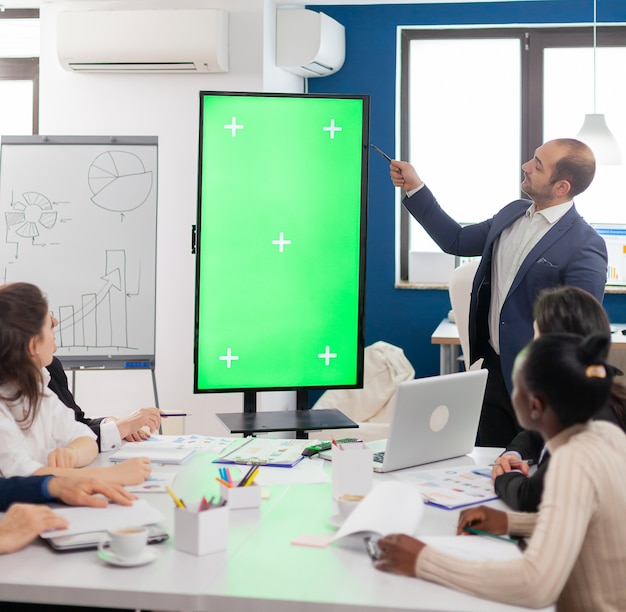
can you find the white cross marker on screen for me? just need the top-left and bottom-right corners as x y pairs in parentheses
(219, 348), (239, 368)
(323, 119), (342, 139)
(272, 232), (292, 252)
(317, 345), (338, 366)
(224, 117), (244, 137)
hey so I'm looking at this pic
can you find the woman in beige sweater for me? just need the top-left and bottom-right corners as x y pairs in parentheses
(375, 332), (626, 611)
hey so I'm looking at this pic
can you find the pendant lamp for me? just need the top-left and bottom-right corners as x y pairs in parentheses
(575, 0), (622, 164)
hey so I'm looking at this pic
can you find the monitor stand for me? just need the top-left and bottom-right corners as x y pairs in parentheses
(243, 389), (309, 413)
(224, 390), (357, 439)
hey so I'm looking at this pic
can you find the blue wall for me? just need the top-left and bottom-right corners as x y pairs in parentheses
(308, 0), (626, 377)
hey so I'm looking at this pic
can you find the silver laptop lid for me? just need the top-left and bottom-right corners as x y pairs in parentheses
(375, 369), (488, 472)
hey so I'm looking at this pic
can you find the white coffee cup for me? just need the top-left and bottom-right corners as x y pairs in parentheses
(337, 494), (364, 519)
(99, 525), (148, 561)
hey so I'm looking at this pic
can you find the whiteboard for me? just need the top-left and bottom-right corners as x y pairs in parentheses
(0, 136), (158, 368)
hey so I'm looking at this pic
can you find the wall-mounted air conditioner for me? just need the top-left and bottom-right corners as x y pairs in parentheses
(57, 9), (229, 73)
(276, 9), (345, 78)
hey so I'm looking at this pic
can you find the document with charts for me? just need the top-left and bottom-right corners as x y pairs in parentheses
(131, 434), (236, 453)
(394, 466), (498, 509)
(108, 435), (237, 465)
(125, 469), (177, 493)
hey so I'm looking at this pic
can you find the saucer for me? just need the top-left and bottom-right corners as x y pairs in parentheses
(327, 514), (344, 529)
(98, 547), (158, 567)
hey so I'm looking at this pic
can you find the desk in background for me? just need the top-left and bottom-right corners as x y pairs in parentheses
(431, 318), (461, 375)
(431, 318), (626, 375)
(0, 445), (553, 612)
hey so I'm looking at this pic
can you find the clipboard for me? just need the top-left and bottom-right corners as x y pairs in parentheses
(213, 437), (316, 467)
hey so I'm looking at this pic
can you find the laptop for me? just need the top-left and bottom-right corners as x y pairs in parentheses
(322, 369), (488, 472)
(43, 523), (169, 552)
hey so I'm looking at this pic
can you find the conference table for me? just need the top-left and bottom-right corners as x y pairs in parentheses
(0, 442), (554, 612)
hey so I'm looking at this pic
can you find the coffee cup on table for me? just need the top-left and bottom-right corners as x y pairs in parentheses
(337, 494), (364, 519)
(98, 525), (148, 561)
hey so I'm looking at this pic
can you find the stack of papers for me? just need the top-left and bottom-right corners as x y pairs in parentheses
(333, 481), (424, 543)
(40, 499), (165, 539)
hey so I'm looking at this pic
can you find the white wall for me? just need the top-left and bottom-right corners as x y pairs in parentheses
(39, 0), (303, 435)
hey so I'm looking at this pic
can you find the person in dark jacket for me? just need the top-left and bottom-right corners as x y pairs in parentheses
(47, 356), (161, 451)
(493, 285), (626, 511)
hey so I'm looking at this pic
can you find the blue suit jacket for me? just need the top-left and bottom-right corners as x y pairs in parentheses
(404, 186), (608, 391)
(0, 476), (50, 511)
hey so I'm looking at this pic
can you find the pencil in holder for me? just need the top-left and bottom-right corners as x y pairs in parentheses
(331, 440), (373, 500)
(174, 502), (228, 556)
(220, 482), (262, 509)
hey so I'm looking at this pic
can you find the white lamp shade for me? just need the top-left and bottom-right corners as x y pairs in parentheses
(576, 113), (623, 165)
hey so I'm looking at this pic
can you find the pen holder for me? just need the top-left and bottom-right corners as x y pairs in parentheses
(220, 482), (262, 510)
(331, 441), (373, 500)
(174, 502), (228, 556)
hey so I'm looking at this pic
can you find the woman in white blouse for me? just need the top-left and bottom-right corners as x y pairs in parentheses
(0, 282), (150, 486)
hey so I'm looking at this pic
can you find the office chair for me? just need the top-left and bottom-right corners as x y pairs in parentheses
(448, 260), (483, 371)
(311, 341), (415, 441)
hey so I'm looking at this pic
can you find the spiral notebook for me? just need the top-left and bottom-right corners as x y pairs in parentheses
(108, 446), (196, 465)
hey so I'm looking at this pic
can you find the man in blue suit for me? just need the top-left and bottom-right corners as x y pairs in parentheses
(390, 138), (608, 446)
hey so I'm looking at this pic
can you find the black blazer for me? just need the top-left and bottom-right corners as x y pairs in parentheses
(46, 356), (105, 449)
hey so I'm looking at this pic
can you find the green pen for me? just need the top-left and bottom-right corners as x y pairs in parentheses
(462, 526), (517, 544)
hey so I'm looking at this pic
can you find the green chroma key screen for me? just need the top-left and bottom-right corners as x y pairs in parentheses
(194, 91), (369, 392)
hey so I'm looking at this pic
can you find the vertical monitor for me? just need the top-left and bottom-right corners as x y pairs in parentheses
(194, 91), (369, 393)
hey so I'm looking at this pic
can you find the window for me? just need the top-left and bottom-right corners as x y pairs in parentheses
(400, 26), (626, 284)
(0, 9), (40, 137)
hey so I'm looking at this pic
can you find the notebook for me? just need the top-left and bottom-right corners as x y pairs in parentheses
(321, 369), (488, 472)
(108, 446), (196, 465)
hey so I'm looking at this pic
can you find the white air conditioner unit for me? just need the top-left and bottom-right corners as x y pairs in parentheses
(57, 9), (229, 73)
(276, 9), (345, 78)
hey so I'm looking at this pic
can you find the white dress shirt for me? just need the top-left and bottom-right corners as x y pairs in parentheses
(489, 200), (573, 354)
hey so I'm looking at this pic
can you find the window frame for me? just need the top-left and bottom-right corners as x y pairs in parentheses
(0, 9), (40, 135)
(399, 25), (626, 282)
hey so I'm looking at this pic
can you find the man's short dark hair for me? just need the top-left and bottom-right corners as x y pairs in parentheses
(551, 138), (596, 197)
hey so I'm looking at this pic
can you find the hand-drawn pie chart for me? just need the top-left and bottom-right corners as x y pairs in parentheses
(88, 151), (153, 213)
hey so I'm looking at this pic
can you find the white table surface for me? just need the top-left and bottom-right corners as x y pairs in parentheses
(0, 446), (554, 612)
